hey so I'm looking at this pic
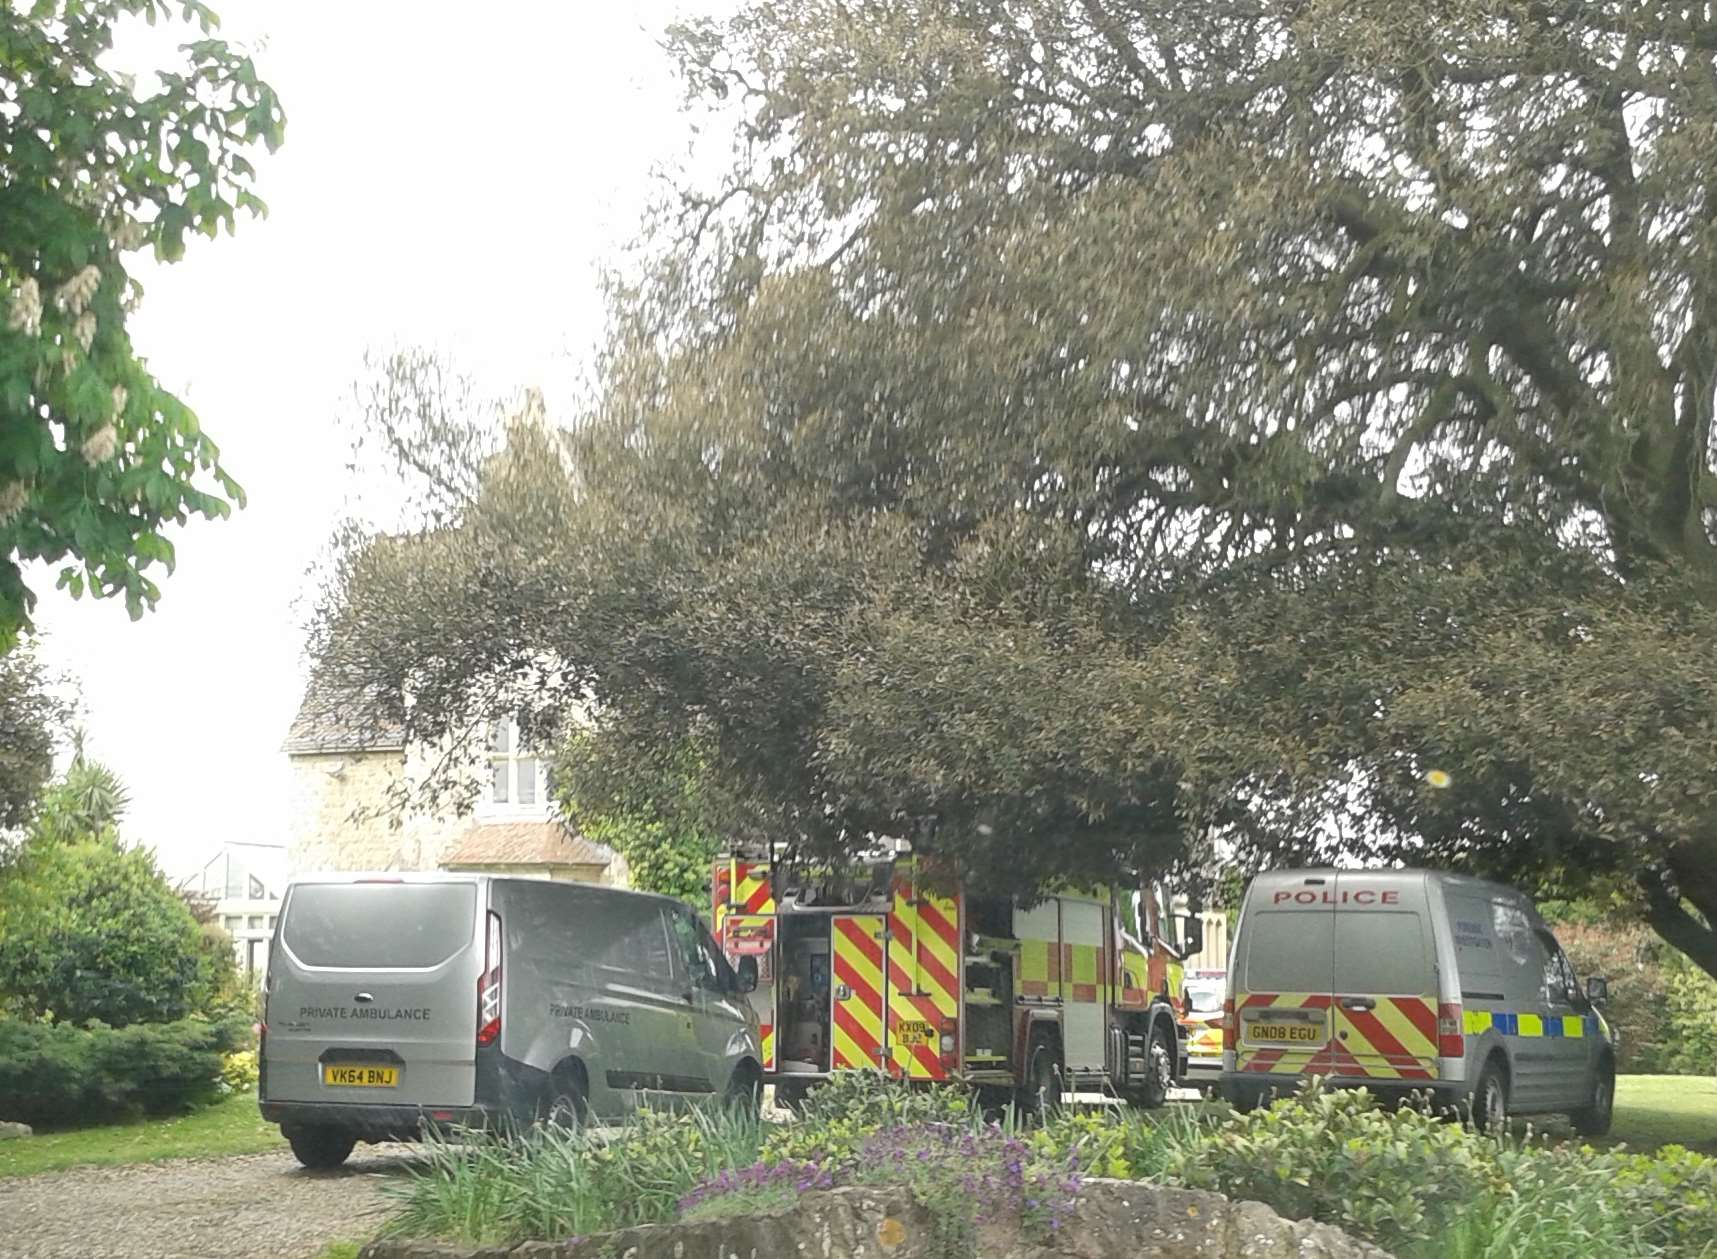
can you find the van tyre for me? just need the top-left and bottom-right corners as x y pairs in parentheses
(540, 1069), (587, 1133)
(1470, 1059), (1509, 1135)
(1571, 1062), (1615, 1137)
(287, 1126), (355, 1170)
(726, 1064), (762, 1120)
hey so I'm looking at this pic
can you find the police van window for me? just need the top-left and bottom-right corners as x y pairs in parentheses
(1535, 929), (1577, 1002)
(1335, 911), (1427, 995)
(1243, 911), (1334, 993)
(1491, 901), (1534, 970)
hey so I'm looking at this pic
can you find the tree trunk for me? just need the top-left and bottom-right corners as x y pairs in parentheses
(1639, 860), (1717, 984)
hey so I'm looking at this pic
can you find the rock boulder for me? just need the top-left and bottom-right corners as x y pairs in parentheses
(360, 1181), (1393, 1259)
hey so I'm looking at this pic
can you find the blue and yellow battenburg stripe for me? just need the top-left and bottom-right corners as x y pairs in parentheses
(1463, 1010), (1606, 1039)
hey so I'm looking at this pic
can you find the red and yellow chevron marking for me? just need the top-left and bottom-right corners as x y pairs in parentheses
(1235, 992), (1438, 1080)
(760, 1022), (775, 1072)
(1334, 995), (1438, 1080)
(886, 880), (960, 1080)
(831, 915), (887, 1071)
(734, 863), (776, 915)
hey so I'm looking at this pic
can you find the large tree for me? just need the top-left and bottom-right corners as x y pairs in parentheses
(0, 643), (64, 831)
(319, 2), (1717, 975)
(0, 1), (284, 647)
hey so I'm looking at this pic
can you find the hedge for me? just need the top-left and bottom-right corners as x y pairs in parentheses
(0, 1014), (249, 1129)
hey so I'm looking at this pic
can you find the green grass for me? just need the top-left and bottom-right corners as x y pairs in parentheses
(0, 1089), (283, 1179)
(309, 1245), (361, 1259)
(1610, 1074), (1717, 1154)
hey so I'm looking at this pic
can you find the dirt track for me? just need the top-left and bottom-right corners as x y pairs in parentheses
(0, 1145), (417, 1259)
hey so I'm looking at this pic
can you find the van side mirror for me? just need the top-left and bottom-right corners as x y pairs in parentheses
(735, 955), (759, 995)
(1584, 975), (1609, 1005)
(1179, 915), (1204, 958)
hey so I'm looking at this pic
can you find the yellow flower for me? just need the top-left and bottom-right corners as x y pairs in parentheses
(1425, 769), (1453, 790)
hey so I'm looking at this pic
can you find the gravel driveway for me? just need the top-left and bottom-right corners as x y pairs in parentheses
(0, 1145), (419, 1259)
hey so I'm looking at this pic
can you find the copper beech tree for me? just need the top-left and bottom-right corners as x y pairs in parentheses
(319, 2), (1717, 977)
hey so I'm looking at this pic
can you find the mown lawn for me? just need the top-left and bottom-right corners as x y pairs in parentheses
(1610, 1074), (1717, 1154)
(0, 1089), (282, 1178)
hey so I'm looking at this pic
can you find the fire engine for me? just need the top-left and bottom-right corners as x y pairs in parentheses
(711, 848), (1202, 1108)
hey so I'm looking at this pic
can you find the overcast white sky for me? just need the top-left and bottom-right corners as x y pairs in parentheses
(29, 1), (726, 879)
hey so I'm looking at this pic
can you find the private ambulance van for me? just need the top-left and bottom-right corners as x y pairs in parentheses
(260, 875), (763, 1168)
(1221, 868), (1615, 1134)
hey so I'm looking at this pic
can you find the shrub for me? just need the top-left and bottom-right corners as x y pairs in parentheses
(219, 1049), (259, 1094)
(0, 1014), (248, 1127)
(383, 1105), (766, 1246)
(0, 836), (232, 1027)
(761, 1068), (975, 1167)
(1160, 1085), (1502, 1255)
(1662, 952), (1717, 1077)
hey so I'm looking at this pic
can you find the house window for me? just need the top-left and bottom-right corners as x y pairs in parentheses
(486, 717), (548, 813)
(247, 915), (263, 931)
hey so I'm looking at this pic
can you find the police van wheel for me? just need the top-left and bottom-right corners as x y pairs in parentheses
(287, 1125), (355, 1170)
(1571, 1063), (1615, 1137)
(1471, 1060), (1509, 1135)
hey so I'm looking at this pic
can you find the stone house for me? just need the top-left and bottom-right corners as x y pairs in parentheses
(282, 672), (626, 886)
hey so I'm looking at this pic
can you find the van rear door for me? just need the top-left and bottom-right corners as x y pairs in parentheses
(1330, 872), (1439, 1082)
(266, 879), (482, 1107)
(1232, 874), (1336, 1079)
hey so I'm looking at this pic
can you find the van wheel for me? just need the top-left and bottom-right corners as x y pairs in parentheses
(540, 1070), (587, 1133)
(1019, 1035), (1064, 1122)
(287, 1126), (355, 1170)
(1136, 1023), (1175, 1109)
(725, 1064), (762, 1119)
(1571, 1062), (1615, 1137)
(1470, 1059), (1509, 1135)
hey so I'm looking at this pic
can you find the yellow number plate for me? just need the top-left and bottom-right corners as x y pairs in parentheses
(896, 1020), (935, 1047)
(324, 1064), (399, 1087)
(1249, 1023), (1322, 1043)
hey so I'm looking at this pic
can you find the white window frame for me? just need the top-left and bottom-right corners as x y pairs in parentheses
(479, 716), (551, 820)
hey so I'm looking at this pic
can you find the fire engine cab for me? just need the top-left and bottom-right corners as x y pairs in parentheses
(711, 849), (1201, 1108)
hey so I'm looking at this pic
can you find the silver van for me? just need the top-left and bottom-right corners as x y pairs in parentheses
(260, 874), (763, 1168)
(1221, 868), (1616, 1134)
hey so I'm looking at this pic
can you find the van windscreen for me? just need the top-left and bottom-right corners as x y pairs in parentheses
(1334, 911), (1427, 995)
(282, 883), (477, 969)
(1242, 911), (1333, 993)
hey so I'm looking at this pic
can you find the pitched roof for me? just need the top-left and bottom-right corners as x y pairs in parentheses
(440, 820), (615, 869)
(281, 667), (405, 755)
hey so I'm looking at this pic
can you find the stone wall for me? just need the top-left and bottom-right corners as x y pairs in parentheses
(359, 1182), (1394, 1259)
(285, 749), (468, 875)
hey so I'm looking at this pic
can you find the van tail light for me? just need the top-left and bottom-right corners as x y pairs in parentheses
(477, 910), (502, 1048)
(1221, 997), (1236, 1039)
(1437, 1002), (1464, 1058)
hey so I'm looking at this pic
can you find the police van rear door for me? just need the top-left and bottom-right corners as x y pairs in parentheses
(1232, 873), (1335, 1079)
(1330, 872), (1439, 1082)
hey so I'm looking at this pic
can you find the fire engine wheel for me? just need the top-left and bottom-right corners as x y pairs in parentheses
(1137, 1023), (1174, 1109)
(1020, 1037), (1065, 1121)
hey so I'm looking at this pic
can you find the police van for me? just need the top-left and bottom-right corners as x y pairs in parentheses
(260, 874), (764, 1168)
(1221, 868), (1615, 1134)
